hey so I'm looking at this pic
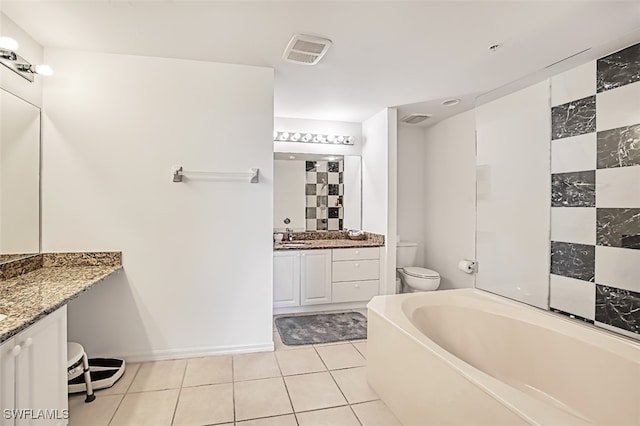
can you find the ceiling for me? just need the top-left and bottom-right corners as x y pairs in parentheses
(2, 1), (640, 125)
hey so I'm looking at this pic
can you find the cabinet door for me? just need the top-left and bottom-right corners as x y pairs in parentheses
(274, 251), (301, 308)
(300, 250), (332, 305)
(15, 306), (68, 426)
(0, 336), (17, 426)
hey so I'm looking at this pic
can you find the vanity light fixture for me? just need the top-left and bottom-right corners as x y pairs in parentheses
(0, 35), (53, 82)
(274, 131), (354, 145)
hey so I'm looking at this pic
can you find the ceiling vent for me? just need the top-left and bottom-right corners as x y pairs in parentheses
(283, 34), (332, 65)
(400, 114), (432, 124)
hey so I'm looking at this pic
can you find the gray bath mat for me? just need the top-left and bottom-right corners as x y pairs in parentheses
(275, 312), (367, 346)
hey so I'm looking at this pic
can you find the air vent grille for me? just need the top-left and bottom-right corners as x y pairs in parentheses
(401, 114), (432, 124)
(283, 34), (332, 65)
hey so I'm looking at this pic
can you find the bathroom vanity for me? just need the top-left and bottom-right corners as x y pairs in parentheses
(273, 232), (384, 313)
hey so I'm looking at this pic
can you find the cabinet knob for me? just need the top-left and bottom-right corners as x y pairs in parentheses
(23, 337), (33, 348)
(11, 345), (21, 357)
(354, 263), (359, 267)
(355, 250), (360, 254)
(301, 254), (306, 257)
(355, 284), (360, 288)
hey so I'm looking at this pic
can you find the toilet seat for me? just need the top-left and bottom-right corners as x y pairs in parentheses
(403, 267), (439, 279)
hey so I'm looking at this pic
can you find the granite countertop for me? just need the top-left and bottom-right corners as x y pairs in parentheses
(274, 238), (384, 250)
(0, 253), (122, 344)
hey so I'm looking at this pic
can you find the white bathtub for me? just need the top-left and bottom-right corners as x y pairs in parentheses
(367, 289), (640, 426)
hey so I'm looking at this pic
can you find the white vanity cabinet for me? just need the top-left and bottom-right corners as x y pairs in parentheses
(0, 307), (68, 426)
(331, 248), (380, 303)
(273, 250), (332, 308)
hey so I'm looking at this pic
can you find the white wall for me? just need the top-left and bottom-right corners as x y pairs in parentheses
(397, 125), (425, 264)
(274, 117), (362, 156)
(423, 110), (476, 289)
(42, 49), (274, 360)
(362, 108), (397, 295)
(475, 80), (551, 309)
(273, 159), (305, 231)
(0, 12), (43, 107)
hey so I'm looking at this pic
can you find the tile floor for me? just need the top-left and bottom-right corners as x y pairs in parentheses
(68, 331), (401, 425)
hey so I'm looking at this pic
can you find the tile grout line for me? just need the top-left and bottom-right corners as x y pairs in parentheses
(169, 360), (188, 425)
(232, 355), (237, 425)
(274, 349), (300, 425)
(107, 362), (143, 425)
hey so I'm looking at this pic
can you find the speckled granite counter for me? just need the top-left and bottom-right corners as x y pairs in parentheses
(0, 252), (122, 343)
(274, 231), (384, 251)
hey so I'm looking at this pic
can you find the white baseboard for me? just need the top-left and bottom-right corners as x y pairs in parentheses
(103, 342), (275, 363)
(273, 301), (368, 316)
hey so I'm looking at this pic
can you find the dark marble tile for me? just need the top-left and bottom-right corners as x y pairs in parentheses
(597, 208), (640, 249)
(316, 196), (328, 208)
(597, 42), (640, 93)
(328, 184), (339, 195)
(306, 207), (316, 219)
(551, 241), (595, 282)
(550, 308), (594, 324)
(597, 123), (640, 169)
(339, 219), (343, 230)
(317, 172), (328, 184)
(328, 207), (340, 219)
(551, 95), (596, 140)
(328, 161), (340, 172)
(317, 219), (328, 231)
(306, 161), (317, 172)
(596, 285), (640, 336)
(305, 184), (316, 195)
(551, 170), (596, 207)
(339, 172), (343, 184)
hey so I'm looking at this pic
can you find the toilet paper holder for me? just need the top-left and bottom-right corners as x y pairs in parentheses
(458, 260), (477, 274)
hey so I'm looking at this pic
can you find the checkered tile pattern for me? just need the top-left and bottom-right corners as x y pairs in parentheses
(305, 161), (344, 231)
(549, 42), (640, 339)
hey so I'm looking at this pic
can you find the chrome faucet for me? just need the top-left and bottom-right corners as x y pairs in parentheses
(285, 228), (294, 241)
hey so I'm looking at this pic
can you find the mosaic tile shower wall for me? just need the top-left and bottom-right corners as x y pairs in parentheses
(549, 42), (640, 340)
(305, 160), (344, 231)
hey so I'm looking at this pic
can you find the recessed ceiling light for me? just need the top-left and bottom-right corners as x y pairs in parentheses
(442, 98), (460, 107)
(488, 44), (502, 52)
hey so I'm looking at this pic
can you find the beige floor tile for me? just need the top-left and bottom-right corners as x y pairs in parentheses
(275, 347), (326, 376)
(68, 394), (123, 426)
(182, 355), (232, 387)
(234, 377), (293, 421)
(312, 340), (351, 348)
(284, 372), (347, 413)
(233, 351), (282, 381)
(109, 389), (179, 426)
(296, 406), (361, 426)
(331, 367), (378, 404)
(95, 363), (140, 396)
(351, 400), (401, 426)
(172, 383), (234, 426)
(351, 341), (367, 359)
(128, 359), (186, 392)
(237, 414), (298, 426)
(316, 343), (366, 370)
(274, 332), (306, 351)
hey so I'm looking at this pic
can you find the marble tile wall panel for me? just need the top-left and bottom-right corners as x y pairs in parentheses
(551, 95), (596, 140)
(595, 285), (639, 336)
(305, 160), (343, 231)
(551, 133), (596, 174)
(550, 241), (595, 282)
(551, 170), (596, 207)
(595, 245), (640, 293)
(595, 167), (640, 208)
(596, 81), (640, 132)
(549, 274), (595, 321)
(551, 61), (596, 107)
(596, 123), (640, 169)
(550, 207), (596, 245)
(597, 42), (640, 93)
(596, 208), (640, 249)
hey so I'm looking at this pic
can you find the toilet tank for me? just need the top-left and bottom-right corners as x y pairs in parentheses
(396, 241), (418, 268)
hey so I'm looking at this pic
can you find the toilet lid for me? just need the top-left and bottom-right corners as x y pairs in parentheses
(403, 267), (439, 278)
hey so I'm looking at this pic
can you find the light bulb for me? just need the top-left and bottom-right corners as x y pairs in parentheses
(0, 37), (19, 52)
(292, 133), (301, 141)
(313, 135), (321, 143)
(327, 135), (335, 143)
(280, 132), (290, 141)
(320, 135), (328, 143)
(346, 136), (354, 144)
(303, 133), (313, 142)
(337, 136), (345, 143)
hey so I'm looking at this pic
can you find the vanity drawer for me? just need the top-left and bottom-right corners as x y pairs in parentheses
(332, 259), (379, 282)
(332, 280), (379, 303)
(332, 247), (380, 261)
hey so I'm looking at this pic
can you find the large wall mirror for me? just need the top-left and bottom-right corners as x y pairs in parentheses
(274, 153), (361, 232)
(0, 87), (41, 262)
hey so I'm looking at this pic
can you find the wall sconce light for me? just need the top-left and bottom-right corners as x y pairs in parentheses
(0, 36), (53, 82)
(274, 131), (354, 145)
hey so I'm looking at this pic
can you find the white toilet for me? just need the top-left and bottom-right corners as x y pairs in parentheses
(397, 241), (440, 292)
